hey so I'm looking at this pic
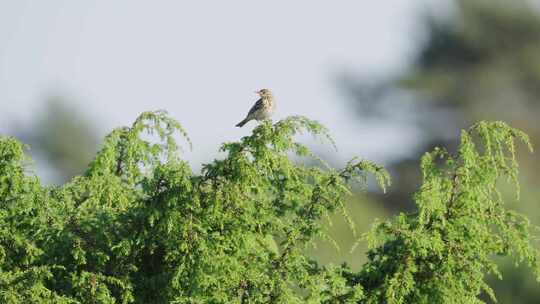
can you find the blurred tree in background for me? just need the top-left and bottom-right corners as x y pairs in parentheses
(14, 97), (100, 184)
(338, 0), (540, 302)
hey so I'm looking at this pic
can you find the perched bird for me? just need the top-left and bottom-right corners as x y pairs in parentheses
(236, 89), (275, 127)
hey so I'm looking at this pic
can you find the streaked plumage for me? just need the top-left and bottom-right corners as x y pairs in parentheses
(236, 89), (275, 127)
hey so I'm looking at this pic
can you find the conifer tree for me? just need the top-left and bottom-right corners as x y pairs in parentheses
(0, 111), (536, 303)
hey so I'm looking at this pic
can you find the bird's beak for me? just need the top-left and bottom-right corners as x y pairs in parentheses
(254, 90), (260, 94)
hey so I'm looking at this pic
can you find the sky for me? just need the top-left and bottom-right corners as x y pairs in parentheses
(0, 0), (453, 176)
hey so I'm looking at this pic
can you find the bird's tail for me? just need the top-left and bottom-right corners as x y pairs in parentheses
(236, 118), (249, 127)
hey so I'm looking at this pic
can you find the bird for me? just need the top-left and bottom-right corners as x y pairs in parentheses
(236, 89), (275, 127)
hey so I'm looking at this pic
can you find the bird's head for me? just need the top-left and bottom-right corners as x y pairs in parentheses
(255, 89), (272, 98)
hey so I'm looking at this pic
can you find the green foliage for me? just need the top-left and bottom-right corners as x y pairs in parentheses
(0, 111), (537, 303)
(354, 121), (537, 303)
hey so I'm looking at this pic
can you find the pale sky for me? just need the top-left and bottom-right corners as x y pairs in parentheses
(0, 1), (453, 177)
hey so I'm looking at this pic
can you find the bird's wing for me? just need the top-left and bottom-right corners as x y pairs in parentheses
(247, 98), (264, 117)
